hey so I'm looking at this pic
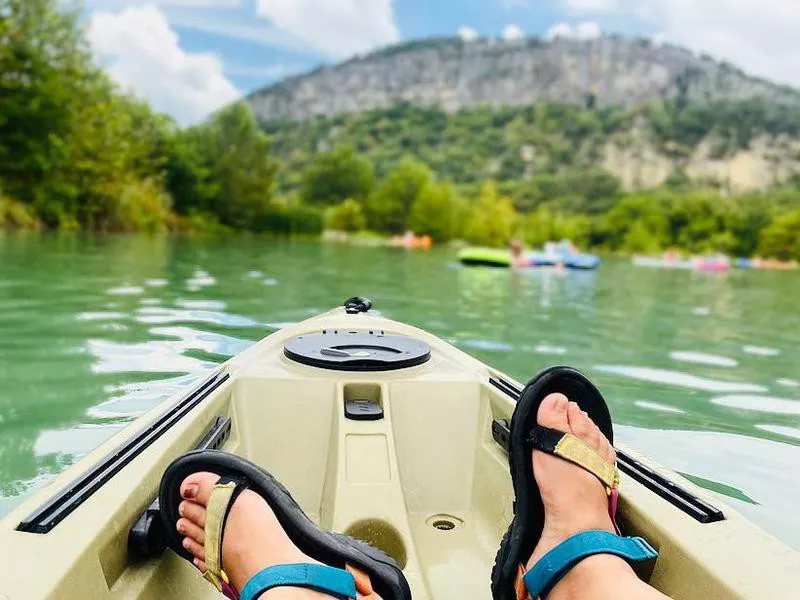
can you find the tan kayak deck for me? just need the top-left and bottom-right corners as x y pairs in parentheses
(1, 309), (799, 599)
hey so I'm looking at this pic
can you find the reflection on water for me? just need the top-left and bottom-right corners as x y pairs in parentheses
(0, 234), (799, 550)
(594, 365), (766, 393)
(711, 395), (800, 415)
(669, 350), (738, 367)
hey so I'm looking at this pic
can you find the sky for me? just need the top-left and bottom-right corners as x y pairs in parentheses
(81, 0), (800, 125)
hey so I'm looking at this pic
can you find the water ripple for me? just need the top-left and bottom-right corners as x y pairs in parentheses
(595, 365), (767, 393)
(711, 395), (800, 415)
(669, 351), (738, 367)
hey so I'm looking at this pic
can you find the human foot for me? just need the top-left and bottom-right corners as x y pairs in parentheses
(523, 393), (618, 573)
(177, 472), (377, 599)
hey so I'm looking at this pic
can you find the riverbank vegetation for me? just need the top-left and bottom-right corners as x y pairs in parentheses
(2, 0), (800, 259)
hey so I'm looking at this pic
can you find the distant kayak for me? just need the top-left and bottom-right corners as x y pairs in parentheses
(633, 255), (730, 271)
(459, 247), (600, 270)
(736, 258), (798, 270)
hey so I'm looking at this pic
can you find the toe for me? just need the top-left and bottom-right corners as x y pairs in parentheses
(177, 518), (205, 545)
(179, 500), (207, 529)
(193, 558), (207, 573)
(581, 411), (602, 450)
(537, 393), (570, 432)
(566, 402), (591, 439)
(180, 472), (222, 505)
(182, 536), (206, 561)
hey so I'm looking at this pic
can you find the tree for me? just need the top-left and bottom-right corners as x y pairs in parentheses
(465, 182), (517, 247)
(0, 0), (89, 207)
(521, 207), (592, 249)
(408, 181), (462, 242)
(301, 145), (374, 206)
(758, 210), (800, 260)
(209, 103), (277, 229)
(366, 157), (432, 233)
(601, 195), (669, 252)
(326, 199), (366, 232)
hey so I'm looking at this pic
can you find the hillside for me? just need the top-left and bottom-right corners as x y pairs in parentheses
(252, 36), (800, 194)
(248, 36), (799, 122)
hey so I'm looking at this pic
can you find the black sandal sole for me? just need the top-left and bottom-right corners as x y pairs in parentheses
(490, 366), (613, 600)
(160, 450), (412, 600)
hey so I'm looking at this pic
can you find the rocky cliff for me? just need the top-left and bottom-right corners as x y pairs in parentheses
(248, 36), (799, 123)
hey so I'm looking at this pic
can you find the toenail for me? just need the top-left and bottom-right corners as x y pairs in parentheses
(177, 522), (185, 533)
(179, 504), (185, 516)
(183, 484), (198, 499)
(182, 537), (191, 549)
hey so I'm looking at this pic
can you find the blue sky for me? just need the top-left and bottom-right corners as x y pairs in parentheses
(82, 0), (800, 124)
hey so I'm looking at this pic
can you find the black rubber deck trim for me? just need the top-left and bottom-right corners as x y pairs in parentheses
(488, 376), (724, 524)
(17, 371), (230, 534)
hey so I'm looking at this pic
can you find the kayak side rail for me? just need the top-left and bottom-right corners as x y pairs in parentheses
(16, 370), (230, 534)
(488, 376), (724, 524)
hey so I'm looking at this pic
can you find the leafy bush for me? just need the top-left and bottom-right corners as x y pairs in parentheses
(408, 182), (464, 242)
(758, 210), (800, 260)
(300, 145), (375, 206)
(326, 199), (366, 232)
(465, 182), (517, 247)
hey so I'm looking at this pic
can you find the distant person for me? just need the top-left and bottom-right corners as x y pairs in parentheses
(510, 239), (527, 268)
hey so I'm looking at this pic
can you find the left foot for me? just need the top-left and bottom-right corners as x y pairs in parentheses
(177, 472), (379, 599)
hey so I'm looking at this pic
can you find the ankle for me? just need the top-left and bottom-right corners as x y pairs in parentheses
(544, 554), (636, 600)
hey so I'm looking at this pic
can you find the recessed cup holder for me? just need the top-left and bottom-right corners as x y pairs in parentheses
(343, 519), (408, 569)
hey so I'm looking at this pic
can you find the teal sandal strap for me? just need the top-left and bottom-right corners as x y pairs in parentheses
(524, 530), (657, 599)
(240, 563), (357, 600)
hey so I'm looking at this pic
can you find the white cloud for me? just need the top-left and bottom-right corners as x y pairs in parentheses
(84, 0), (240, 7)
(458, 26), (479, 42)
(502, 24), (525, 41)
(255, 0), (399, 59)
(545, 21), (600, 41)
(564, 0), (618, 14)
(88, 5), (240, 124)
(545, 23), (574, 40)
(575, 21), (601, 40)
(569, 0), (800, 86)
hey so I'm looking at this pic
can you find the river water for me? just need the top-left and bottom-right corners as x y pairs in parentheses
(1, 233), (799, 548)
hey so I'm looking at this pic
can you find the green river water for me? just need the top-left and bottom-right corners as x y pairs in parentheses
(1, 233), (799, 549)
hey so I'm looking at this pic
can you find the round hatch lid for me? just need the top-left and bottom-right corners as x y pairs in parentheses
(284, 330), (431, 371)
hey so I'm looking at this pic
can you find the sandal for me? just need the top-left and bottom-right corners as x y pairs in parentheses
(490, 366), (657, 599)
(159, 450), (412, 600)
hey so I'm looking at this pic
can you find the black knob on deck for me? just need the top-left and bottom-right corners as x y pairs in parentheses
(344, 297), (372, 314)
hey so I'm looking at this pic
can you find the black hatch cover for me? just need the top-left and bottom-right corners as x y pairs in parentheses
(284, 330), (431, 371)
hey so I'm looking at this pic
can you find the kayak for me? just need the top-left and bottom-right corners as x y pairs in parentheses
(1, 299), (798, 599)
(459, 247), (600, 270)
(633, 256), (730, 271)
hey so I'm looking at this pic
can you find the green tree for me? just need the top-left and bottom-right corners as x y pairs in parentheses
(326, 199), (366, 232)
(465, 182), (517, 247)
(301, 145), (374, 206)
(408, 181), (462, 242)
(601, 195), (669, 252)
(0, 0), (88, 207)
(366, 157), (433, 233)
(758, 210), (800, 260)
(209, 103), (277, 229)
(520, 207), (592, 249)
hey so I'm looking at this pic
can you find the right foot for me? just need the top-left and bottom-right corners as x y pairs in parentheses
(522, 393), (621, 594)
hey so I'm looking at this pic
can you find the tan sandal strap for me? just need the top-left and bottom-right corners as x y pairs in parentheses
(202, 481), (237, 591)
